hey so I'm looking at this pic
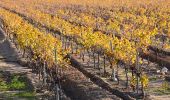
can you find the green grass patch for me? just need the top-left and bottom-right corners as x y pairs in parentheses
(8, 75), (27, 90)
(13, 91), (36, 99)
(0, 72), (36, 99)
(0, 73), (32, 91)
(0, 80), (8, 90)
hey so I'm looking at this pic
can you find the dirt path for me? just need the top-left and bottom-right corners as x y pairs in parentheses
(0, 25), (36, 100)
(0, 27), (70, 100)
(0, 22), (55, 99)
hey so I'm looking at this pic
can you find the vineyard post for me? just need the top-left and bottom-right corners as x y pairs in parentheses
(97, 49), (100, 72)
(38, 62), (41, 80)
(55, 46), (58, 65)
(80, 31), (84, 61)
(110, 40), (116, 81)
(54, 45), (61, 100)
(103, 54), (106, 75)
(155, 38), (158, 60)
(82, 46), (85, 62)
(162, 34), (165, 57)
(43, 61), (47, 85)
(93, 48), (96, 68)
(54, 33), (58, 73)
(55, 83), (60, 100)
(71, 36), (73, 53)
(87, 49), (91, 63)
(116, 61), (119, 84)
(136, 48), (140, 94)
(79, 45), (82, 58)
(68, 37), (71, 49)
(141, 74), (145, 97)
(22, 48), (26, 58)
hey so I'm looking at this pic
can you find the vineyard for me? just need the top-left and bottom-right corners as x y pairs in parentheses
(0, 0), (170, 100)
